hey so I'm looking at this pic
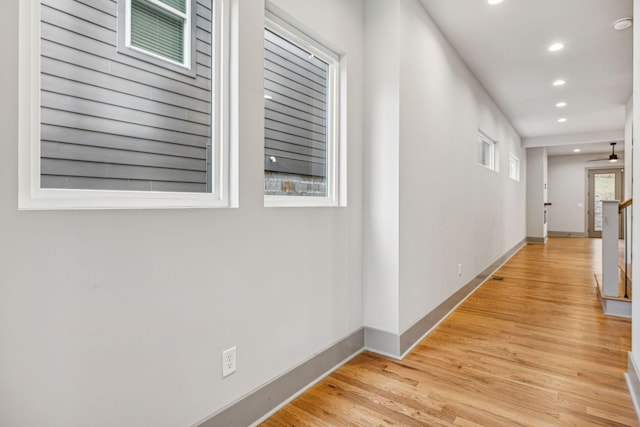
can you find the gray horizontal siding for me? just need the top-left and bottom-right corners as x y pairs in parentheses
(41, 54), (211, 113)
(43, 159), (205, 183)
(42, 125), (206, 159)
(265, 138), (326, 159)
(73, 0), (117, 16)
(41, 74), (211, 125)
(264, 155), (326, 177)
(264, 28), (329, 178)
(42, 142), (206, 172)
(42, 92), (210, 136)
(265, 129), (326, 152)
(44, 0), (115, 32)
(41, 23), (212, 96)
(42, 110), (209, 148)
(264, 80), (326, 112)
(40, 0), (213, 192)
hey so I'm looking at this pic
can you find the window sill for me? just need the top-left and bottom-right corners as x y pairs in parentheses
(264, 195), (342, 208)
(19, 188), (236, 210)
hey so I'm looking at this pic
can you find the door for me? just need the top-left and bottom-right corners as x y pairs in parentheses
(587, 168), (623, 238)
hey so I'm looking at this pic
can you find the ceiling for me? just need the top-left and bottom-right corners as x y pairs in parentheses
(419, 0), (633, 156)
(544, 141), (623, 157)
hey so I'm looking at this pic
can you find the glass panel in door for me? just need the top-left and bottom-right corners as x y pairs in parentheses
(588, 168), (623, 238)
(593, 172), (616, 232)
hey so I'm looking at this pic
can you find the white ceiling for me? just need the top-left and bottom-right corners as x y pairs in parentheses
(419, 0), (633, 156)
(544, 141), (623, 157)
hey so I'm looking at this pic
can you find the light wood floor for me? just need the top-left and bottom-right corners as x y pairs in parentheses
(262, 238), (637, 426)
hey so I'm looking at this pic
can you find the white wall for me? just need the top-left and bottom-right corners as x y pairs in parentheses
(526, 147), (547, 239)
(0, 1), (364, 426)
(625, 97), (633, 200)
(396, 0), (526, 332)
(632, 0), (640, 376)
(547, 154), (621, 235)
(363, 0), (527, 335)
(1, 0), (533, 424)
(363, 0), (401, 334)
(547, 154), (584, 234)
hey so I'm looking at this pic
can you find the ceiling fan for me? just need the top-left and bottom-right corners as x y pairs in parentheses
(588, 142), (624, 163)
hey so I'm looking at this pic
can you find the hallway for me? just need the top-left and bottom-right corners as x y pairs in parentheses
(263, 238), (636, 426)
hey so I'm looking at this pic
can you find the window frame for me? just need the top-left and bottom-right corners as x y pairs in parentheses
(477, 130), (498, 172)
(122, 0), (194, 72)
(509, 153), (520, 181)
(263, 6), (346, 208)
(18, 0), (238, 210)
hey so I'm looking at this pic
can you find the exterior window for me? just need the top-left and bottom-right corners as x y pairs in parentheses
(19, 0), (236, 209)
(263, 10), (344, 207)
(477, 131), (498, 172)
(127, 0), (191, 67)
(509, 154), (520, 181)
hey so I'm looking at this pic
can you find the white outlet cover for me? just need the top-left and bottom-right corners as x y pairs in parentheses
(222, 346), (237, 378)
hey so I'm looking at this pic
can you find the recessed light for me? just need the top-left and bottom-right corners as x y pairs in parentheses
(557, 118), (567, 123)
(556, 101), (567, 108)
(553, 79), (566, 87)
(264, 94), (273, 100)
(548, 43), (565, 52)
(487, 0), (504, 4)
(614, 18), (633, 30)
(573, 149), (581, 153)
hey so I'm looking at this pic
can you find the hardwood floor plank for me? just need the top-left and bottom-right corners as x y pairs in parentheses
(262, 238), (637, 426)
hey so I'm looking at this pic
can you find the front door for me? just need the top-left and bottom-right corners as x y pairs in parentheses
(587, 168), (623, 238)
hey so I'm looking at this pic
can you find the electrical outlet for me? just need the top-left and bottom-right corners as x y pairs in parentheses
(222, 346), (237, 378)
(458, 263), (462, 276)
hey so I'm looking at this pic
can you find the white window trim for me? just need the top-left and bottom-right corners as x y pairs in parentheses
(477, 130), (498, 173)
(125, 0), (192, 69)
(263, 5), (346, 208)
(509, 153), (520, 182)
(18, 0), (238, 210)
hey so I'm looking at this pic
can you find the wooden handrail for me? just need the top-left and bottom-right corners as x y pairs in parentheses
(619, 198), (633, 212)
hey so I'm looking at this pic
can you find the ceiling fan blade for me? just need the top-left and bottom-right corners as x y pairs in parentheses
(586, 156), (624, 162)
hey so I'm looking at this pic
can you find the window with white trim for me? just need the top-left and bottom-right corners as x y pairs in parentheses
(263, 8), (345, 207)
(18, 0), (236, 210)
(477, 131), (498, 172)
(124, 0), (193, 70)
(509, 153), (520, 181)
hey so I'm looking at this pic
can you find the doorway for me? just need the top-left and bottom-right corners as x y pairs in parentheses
(587, 168), (624, 238)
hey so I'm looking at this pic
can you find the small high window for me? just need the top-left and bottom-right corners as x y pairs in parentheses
(477, 131), (498, 172)
(509, 154), (520, 181)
